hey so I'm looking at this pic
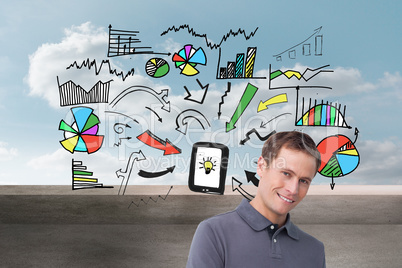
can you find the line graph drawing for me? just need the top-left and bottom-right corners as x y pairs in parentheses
(66, 58), (135, 81)
(183, 79), (209, 104)
(116, 150), (146, 195)
(128, 186), (173, 208)
(57, 77), (112, 107)
(269, 64), (333, 90)
(108, 25), (170, 57)
(175, 109), (211, 135)
(72, 159), (113, 190)
(109, 85), (170, 112)
(273, 26), (323, 61)
(295, 87), (352, 128)
(160, 24), (259, 49)
(216, 47), (266, 80)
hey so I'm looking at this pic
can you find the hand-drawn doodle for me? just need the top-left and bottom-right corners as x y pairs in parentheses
(273, 26), (323, 61)
(59, 107), (104, 154)
(128, 186), (173, 208)
(316, 129), (360, 189)
(72, 159), (113, 190)
(226, 83), (259, 132)
(295, 87), (351, 128)
(188, 142), (229, 195)
(112, 122), (132, 147)
(239, 129), (276, 145)
(172, 44), (206, 76)
(57, 76), (112, 107)
(217, 82), (231, 119)
(183, 79), (209, 104)
(145, 107), (163, 123)
(108, 25), (170, 57)
(109, 85), (170, 112)
(161, 24), (259, 49)
(138, 166), (175, 178)
(136, 130), (181, 155)
(216, 47), (266, 79)
(231, 177), (254, 201)
(245, 170), (259, 187)
(116, 150), (147, 195)
(105, 111), (140, 125)
(269, 64), (333, 90)
(114, 137), (132, 147)
(66, 58), (135, 81)
(257, 93), (288, 112)
(175, 109), (211, 135)
(145, 58), (170, 78)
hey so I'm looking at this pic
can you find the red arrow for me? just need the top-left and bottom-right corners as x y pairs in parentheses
(136, 130), (181, 155)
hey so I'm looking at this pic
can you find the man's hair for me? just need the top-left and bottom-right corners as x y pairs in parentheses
(261, 131), (321, 172)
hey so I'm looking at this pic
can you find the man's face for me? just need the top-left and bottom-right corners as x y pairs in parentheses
(253, 147), (317, 224)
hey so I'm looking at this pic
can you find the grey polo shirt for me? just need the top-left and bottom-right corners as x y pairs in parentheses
(187, 199), (325, 267)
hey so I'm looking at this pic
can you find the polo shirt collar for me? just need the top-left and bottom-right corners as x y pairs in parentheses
(236, 199), (299, 240)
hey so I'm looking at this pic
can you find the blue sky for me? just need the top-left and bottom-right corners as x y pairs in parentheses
(0, 0), (401, 187)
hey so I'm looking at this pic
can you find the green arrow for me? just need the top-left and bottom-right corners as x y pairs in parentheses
(226, 83), (258, 132)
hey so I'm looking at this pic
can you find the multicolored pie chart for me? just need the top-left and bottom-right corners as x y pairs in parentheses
(172, 44), (206, 76)
(316, 134), (360, 178)
(145, 58), (170, 78)
(59, 107), (104, 154)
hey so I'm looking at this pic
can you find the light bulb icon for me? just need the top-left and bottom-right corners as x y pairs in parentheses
(200, 157), (216, 174)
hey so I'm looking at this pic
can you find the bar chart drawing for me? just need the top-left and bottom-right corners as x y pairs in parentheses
(216, 47), (266, 80)
(107, 25), (170, 57)
(72, 159), (114, 190)
(273, 26), (323, 61)
(295, 88), (351, 129)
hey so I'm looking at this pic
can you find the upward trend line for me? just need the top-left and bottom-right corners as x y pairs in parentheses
(66, 58), (135, 81)
(161, 24), (259, 49)
(128, 186), (173, 208)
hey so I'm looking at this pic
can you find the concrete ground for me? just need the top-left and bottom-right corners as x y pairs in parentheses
(0, 185), (401, 268)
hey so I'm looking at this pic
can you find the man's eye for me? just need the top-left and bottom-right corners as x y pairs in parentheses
(300, 179), (310, 185)
(283, 172), (290, 176)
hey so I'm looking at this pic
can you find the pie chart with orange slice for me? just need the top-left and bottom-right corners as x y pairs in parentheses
(316, 134), (360, 177)
(59, 107), (104, 154)
(172, 44), (206, 76)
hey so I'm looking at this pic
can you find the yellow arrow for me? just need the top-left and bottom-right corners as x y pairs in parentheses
(257, 93), (288, 112)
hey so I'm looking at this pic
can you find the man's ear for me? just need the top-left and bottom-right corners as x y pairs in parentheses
(256, 156), (265, 177)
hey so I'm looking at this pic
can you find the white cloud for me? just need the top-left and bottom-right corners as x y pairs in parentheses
(0, 141), (18, 161)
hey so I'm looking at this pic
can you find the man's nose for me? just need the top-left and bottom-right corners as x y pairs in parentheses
(285, 178), (299, 195)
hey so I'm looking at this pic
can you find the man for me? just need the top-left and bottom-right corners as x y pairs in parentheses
(186, 131), (326, 267)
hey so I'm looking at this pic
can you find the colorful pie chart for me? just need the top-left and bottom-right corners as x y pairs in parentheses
(172, 44), (206, 76)
(316, 135), (360, 178)
(59, 107), (104, 154)
(145, 58), (169, 78)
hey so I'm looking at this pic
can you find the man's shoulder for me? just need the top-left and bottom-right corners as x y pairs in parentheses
(290, 221), (324, 248)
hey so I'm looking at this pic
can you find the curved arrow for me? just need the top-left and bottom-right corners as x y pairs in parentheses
(240, 129), (276, 145)
(138, 166), (175, 178)
(116, 150), (146, 195)
(232, 177), (255, 201)
(137, 130), (181, 155)
(257, 93), (288, 112)
(109, 85), (170, 112)
(175, 109), (211, 135)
